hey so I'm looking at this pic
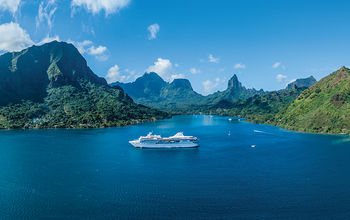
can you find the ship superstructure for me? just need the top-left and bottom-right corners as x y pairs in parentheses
(129, 132), (199, 148)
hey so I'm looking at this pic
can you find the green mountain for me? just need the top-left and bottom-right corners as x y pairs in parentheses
(113, 72), (204, 112)
(113, 73), (262, 113)
(0, 41), (168, 129)
(274, 66), (350, 134)
(204, 74), (264, 104)
(208, 87), (307, 123)
(205, 75), (318, 123)
(286, 76), (317, 89)
(111, 72), (167, 99)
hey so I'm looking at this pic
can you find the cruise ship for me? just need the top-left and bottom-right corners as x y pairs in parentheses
(129, 132), (199, 149)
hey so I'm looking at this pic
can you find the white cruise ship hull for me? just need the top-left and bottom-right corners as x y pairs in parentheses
(129, 140), (199, 149)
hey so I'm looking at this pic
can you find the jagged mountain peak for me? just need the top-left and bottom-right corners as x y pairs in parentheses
(9, 40), (107, 86)
(0, 40), (108, 106)
(227, 74), (242, 89)
(339, 66), (349, 71)
(335, 66), (350, 79)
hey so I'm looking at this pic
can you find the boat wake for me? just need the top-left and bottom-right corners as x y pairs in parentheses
(253, 129), (269, 134)
(333, 137), (350, 145)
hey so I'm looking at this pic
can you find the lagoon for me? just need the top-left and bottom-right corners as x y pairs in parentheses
(0, 115), (349, 219)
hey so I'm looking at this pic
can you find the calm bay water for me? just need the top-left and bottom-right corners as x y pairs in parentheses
(0, 115), (350, 219)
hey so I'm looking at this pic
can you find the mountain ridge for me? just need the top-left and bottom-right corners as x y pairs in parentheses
(203, 74), (264, 104)
(1, 40), (344, 134)
(0, 41), (169, 129)
(112, 72), (204, 112)
(274, 66), (350, 134)
(112, 73), (264, 113)
(286, 76), (317, 90)
(0, 41), (107, 106)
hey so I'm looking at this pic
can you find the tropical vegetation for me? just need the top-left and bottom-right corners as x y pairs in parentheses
(0, 41), (169, 129)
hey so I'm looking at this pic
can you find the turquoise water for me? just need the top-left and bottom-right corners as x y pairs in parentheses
(0, 115), (350, 219)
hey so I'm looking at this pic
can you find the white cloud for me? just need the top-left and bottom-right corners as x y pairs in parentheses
(190, 68), (200, 74)
(209, 54), (219, 63)
(276, 74), (287, 82)
(68, 40), (92, 54)
(0, 0), (20, 15)
(147, 23), (160, 40)
(87, 45), (107, 55)
(272, 62), (281, 69)
(68, 40), (108, 61)
(146, 58), (173, 80)
(36, 0), (57, 31)
(125, 68), (135, 75)
(234, 63), (246, 69)
(71, 0), (131, 15)
(106, 64), (130, 83)
(202, 77), (221, 93)
(0, 22), (33, 52)
(170, 74), (185, 81)
(95, 54), (109, 62)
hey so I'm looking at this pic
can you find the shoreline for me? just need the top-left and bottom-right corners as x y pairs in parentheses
(0, 115), (172, 131)
(0, 114), (348, 137)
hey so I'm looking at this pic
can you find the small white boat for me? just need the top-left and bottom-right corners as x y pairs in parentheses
(129, 132), (199, 149)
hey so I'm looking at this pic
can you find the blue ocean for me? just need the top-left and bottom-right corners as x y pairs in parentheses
(0, 115), (350, 219)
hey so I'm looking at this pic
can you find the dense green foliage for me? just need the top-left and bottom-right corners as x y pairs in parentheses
(204, 87), (306, 123)
(203, 75), (264, 104)
(0, 81), (168, 129)
(114, 73), (263, 113)
(0, 41), (169, 129)
(114, 73), (205, 113)
(274, 67), (350, 134)
(2, 41), (347, 134)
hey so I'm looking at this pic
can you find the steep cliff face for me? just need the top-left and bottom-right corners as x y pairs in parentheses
(113, 73), (264, 113)
(0, 41), (107, 106)
(0, 41), (168, 129)
(113, 73), (204, 112)
(227, 74), (242, 89)
(204, 74), (264, 104)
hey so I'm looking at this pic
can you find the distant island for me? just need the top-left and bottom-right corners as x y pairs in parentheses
(0, 41), (348, 135)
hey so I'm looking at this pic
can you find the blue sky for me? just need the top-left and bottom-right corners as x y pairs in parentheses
(0, 0), (349, 94)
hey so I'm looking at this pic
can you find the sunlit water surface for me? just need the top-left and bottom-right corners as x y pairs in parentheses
(0, 115), (350, 219)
